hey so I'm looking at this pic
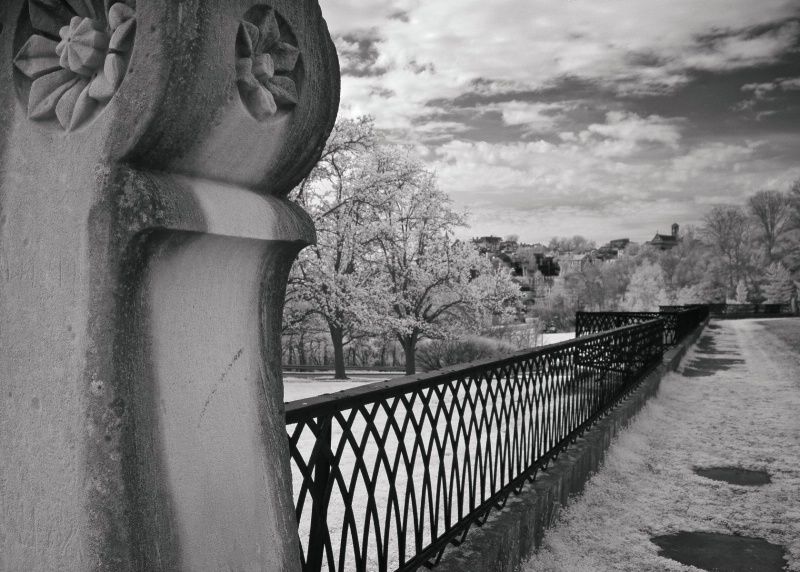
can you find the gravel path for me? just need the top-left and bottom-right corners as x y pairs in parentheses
(523, 318), (800, 572)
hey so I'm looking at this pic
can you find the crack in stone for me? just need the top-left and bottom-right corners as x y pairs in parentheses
(198, 348), (244, 425)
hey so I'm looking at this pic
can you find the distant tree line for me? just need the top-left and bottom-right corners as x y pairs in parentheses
(529, 182), (800, 329)
(282, 117), (800, 374)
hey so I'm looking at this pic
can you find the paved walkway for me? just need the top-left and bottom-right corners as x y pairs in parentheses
(523, 318), (800, 572)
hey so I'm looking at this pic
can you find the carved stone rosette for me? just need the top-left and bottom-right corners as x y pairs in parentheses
(236, 5), (301, 121)
(13, 0), (136, 131)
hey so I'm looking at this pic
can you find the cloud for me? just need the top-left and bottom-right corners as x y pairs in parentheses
(578, 112), (682, 157)
(430, 131), (795, 243)
(741, 75), (800, 98)
(324, 0), (800, 121)
(334, 31), (388, 77)
(486, 101), (574, 134)
(317, 0), (800, 242)
(684, 20), (800, 72)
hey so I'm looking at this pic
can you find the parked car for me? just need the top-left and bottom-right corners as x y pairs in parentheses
(544, 323), (557, 333)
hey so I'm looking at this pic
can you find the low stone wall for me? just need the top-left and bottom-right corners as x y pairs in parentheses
(434, 319), (709, 572)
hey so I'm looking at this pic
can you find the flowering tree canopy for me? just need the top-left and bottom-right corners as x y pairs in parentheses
(285, 117), (523, 377)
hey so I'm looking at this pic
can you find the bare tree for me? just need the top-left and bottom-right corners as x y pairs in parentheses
(701, 206), (753, 296)
(747, 189), (791, 261)
(790, 178), (800, 230)
(547, 235), (596, 253)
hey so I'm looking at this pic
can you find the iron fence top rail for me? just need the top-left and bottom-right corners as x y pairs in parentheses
(575, 311), (660, 316)
(284, 319), (665, 424)
(283, 365), (406, 372)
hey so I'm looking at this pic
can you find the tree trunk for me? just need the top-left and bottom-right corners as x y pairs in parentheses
(298, 331), (306, 365)
(400, 331), (419, 375)
(328, 323), (348, 379)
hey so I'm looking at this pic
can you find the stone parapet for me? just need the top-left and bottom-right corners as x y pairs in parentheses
(0, 1), (338, 570)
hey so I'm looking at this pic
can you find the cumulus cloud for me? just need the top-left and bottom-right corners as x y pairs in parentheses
(334, 32), (387, 77)
(683, 20), (800, 72)
(318, 0), (800, 242)
(431, 132), (794, 242)
(741, 76), (800, 98)
(578, 112), (682, 157)
(485, 101), (575, 134)
(323, 0), (800, 116)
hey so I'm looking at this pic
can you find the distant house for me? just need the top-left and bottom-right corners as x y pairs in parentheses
(646, 223), (682, 251)
(557, 252), (591, 272)
(472, 236), (503, 253)
(515, 247), (559, 277)
(499, 240), (518, 253)
(594, 238), (630, 260)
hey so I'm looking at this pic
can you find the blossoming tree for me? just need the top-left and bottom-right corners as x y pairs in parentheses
(286, 117), (523, 377)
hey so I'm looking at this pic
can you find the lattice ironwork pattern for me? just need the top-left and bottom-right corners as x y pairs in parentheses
(576, 306), (708, 348)
(285, 320), (665, 572)
(576, 311), (672, 345)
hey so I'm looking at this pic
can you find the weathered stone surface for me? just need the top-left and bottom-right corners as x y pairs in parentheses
(0, 0), (339, 570)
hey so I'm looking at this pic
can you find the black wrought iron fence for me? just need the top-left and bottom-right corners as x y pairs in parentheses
(672, 306), (709, 340)
(576, 305), (708, 348)
(575, 311), (670, 344)
(285, 319), (665, 572)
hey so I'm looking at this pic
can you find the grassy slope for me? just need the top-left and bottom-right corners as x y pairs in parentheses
(524, 318), (800, 572)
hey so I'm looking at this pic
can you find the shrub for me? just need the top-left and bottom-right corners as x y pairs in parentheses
(416, 336), (516, 372)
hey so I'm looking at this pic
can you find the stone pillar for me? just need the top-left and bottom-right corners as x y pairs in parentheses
(0, 1), (338, 570)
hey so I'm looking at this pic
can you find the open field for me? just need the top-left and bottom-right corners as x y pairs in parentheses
(282, 333), (577, 389)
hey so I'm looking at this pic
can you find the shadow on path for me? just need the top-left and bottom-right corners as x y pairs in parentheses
(682, 333), (745, 377)
(693, 466), (772, 486)
(651, 531), (786, 572)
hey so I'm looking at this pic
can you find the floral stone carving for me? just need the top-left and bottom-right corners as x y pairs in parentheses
(236, 6), (301, 122)
(13, 0), (136, 131)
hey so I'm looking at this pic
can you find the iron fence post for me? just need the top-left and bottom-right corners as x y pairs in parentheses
(307, 415), (333, 572)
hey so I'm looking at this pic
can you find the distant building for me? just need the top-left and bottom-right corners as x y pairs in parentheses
(473, 236), (503, 253)
(646, 223), (682, 251)
(557, 252), (591, 272)
(594, 238), (630, 260)
(472, 236), (521, 255)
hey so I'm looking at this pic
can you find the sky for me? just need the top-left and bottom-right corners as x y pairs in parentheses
(318, 0), (800, 245)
